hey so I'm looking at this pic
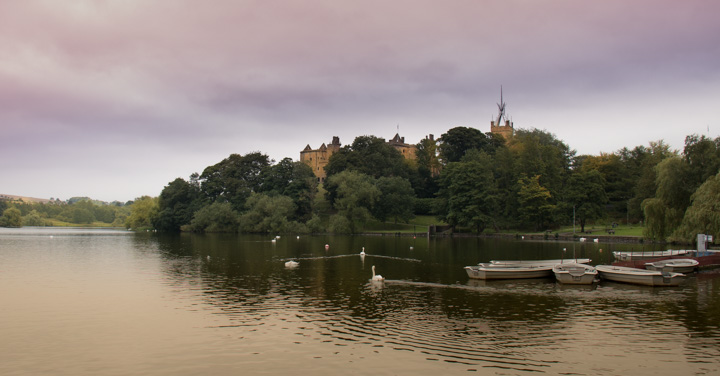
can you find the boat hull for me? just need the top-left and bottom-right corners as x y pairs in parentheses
(464, 264), (553, 280)
(552, 263), (598, 285)
(490, 258), (590, 266)
(596, 265), (685, 286)
(612, 250), (690, 261)
(644, 259), (699, 273)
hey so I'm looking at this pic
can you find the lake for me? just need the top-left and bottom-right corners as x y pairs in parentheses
(1, 227), (719, 375)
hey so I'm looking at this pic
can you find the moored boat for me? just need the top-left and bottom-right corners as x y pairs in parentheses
(596, 265), (685, 286)
(464, 263), (553, 280)
(552, 263), (598, 285)
(644, 258), (699, 273)
(490, 258), (591, 266)
(612, 250), (690, 261)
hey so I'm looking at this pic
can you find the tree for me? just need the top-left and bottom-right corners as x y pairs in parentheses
(683, 134), (720, 191)
(414, 136), (441, 198)
(155, 177), (204, 232)
(23, 210), (46, 226)
(238, 193), (299, 233)
(438, 127), (493, 164)
(373, 176), (415, 223)
(563, 170), (608, 233)
(1, 207), (23, 227)
(642, 157), (690, 241)
(198, 152), (270, 211)
(517, 175), (555, 230)
(579, 153), (630, 218)
(508, 129), (574, 202)
(190, 202), (239, 233)
(626, 141), (677, 222)
(672, 172), (720, 243)
(259, 158), (318, 221)
(437, 150), (497, 233)
(326, 170), (380, 233)
(324, 135), (410, 181)
(125, 196), (159, 230)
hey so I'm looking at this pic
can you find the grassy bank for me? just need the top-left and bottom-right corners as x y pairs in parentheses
(364, 215), (445, 234)
(364, 218), (645, 238)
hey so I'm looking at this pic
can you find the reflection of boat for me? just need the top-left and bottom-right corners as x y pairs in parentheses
(612, 250), (690, 261)
(596, 265), (685, 286)
(644, 258), (699, 273)
(465, 263), (553, 280)
(490, 258), (591, 266)
(552, 263), (598, 285)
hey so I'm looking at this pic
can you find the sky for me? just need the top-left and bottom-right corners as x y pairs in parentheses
(1, 0), (719, 203)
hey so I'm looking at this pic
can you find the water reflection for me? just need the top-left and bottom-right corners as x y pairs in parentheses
(2, 228), (718, 375)
(138, 233), (718, 374)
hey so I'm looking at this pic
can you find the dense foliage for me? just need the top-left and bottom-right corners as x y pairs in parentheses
(0, 198), (131, 228)
(5, 128), (719, 243)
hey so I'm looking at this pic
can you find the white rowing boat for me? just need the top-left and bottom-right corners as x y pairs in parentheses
(596, 265), (685, 286)
(489, 258), (591, 266)
(464, 263), (553, 280)
(552, 263), (598, 285)
(644, 258), (699, 273)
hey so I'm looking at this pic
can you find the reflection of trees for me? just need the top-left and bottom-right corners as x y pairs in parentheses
(138, 233), (720, 371)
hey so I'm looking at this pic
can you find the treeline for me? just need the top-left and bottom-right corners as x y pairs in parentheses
(0, 197), (131, 227)
(7, 126), (717, 243)
(117, 127), (720, 242)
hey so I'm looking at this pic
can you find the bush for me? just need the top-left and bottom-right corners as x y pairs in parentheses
(190, 202), (239, 233)
(328, 214), (352, 234)
(414, 198), (436, 215)
(306, 214), (325, 233)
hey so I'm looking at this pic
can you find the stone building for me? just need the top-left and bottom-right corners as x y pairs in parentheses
(388, 133), (417, 161)
(300, 134), (418, 182)
(300, 136), (341, 182)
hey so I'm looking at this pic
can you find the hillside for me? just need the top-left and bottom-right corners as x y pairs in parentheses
(0, 194), (54, 204)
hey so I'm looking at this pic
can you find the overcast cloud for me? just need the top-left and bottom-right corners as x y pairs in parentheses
(1, 0), (718, 202)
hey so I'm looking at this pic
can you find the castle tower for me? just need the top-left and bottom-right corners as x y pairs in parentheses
(490, 87), (514, 140)
(388, 133), (417, 160)
(300, 136), (341, 182)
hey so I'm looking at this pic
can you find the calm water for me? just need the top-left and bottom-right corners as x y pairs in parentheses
(1, 228), (719, 375)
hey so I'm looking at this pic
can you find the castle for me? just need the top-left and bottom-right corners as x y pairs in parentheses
(300, 134), (416, 182)
(300, 91), (514, 181)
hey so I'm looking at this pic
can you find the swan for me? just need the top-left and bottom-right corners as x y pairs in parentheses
(285, 260), (299, 268)
(371, 265), (384, 282)
(360, 247), (366, 256)
(271, 238), (277, 243)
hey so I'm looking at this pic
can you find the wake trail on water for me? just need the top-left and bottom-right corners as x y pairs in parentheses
(278, 254), (422, 263)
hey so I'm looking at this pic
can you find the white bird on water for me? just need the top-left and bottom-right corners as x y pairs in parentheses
(371, 265), (384, 282)
(285, 260), (299, 268)
(360, 247), (366, 256)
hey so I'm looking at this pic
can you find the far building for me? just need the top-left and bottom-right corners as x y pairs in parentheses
(300, 134), (418, 182)
(388, 133), (417, 160)
(300, 136), (341, 182)
(489, 88), (514, 139)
